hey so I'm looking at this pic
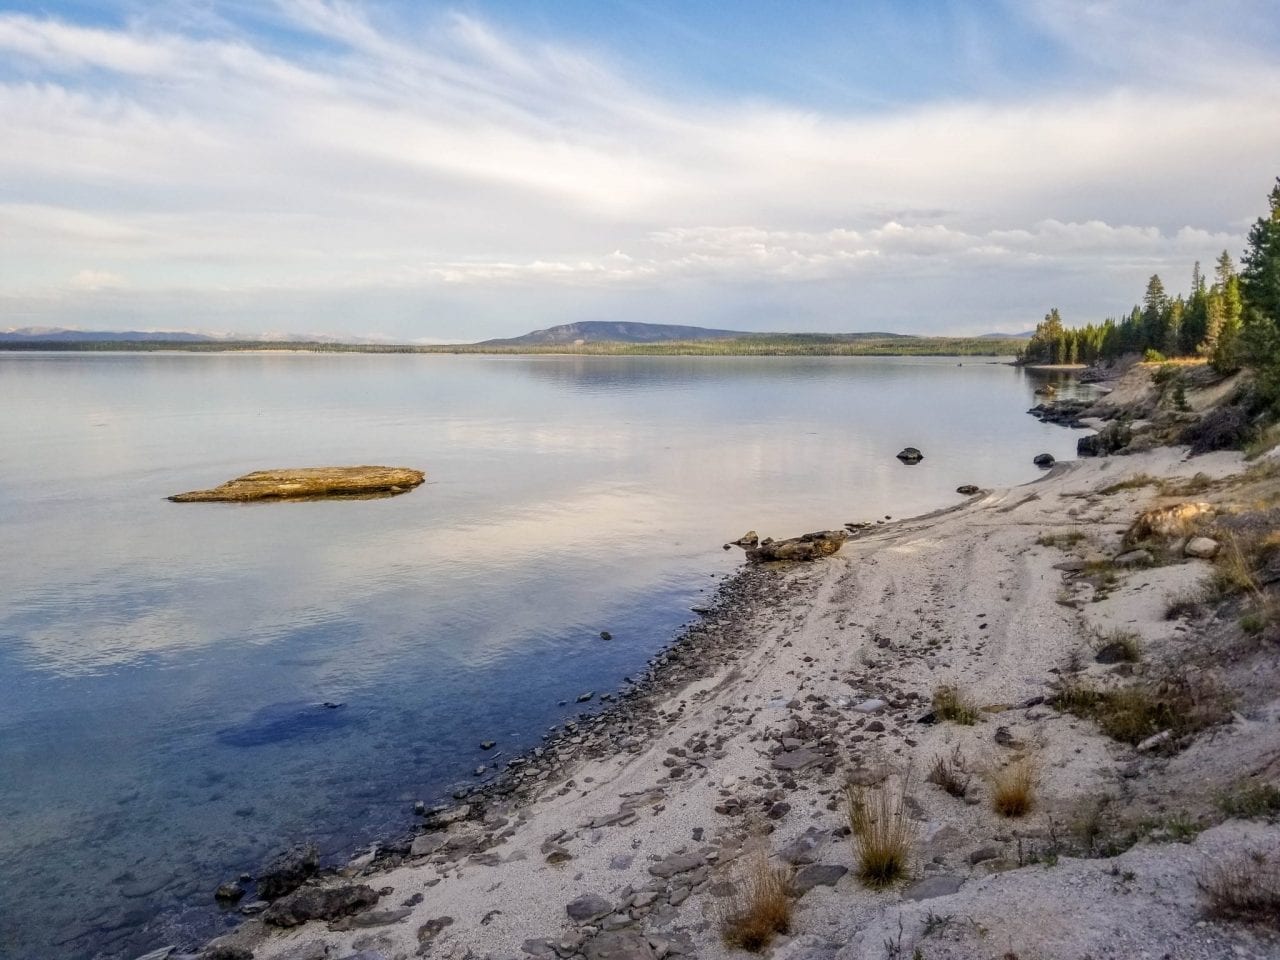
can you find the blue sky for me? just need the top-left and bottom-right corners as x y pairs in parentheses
(2, 0), (1279, 340)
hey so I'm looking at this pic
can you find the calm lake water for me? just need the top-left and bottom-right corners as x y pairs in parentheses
(0, 353), (1084, 958)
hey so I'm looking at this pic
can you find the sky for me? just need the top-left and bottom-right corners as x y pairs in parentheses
(1, 0), (1279, 341)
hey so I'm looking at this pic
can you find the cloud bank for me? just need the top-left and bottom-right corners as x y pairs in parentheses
(1, 1), (1278, 338)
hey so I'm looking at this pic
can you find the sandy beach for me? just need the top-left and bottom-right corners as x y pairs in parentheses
(194, 402), (1280, 960)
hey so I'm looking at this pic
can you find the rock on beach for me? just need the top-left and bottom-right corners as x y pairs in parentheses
(168, 466), (425, 502)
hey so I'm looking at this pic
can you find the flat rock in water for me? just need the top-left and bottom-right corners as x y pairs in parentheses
(169, 466), (425, 503)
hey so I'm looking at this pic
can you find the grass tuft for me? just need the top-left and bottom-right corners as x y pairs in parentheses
(719, 854), (794, 951)
(926, 747), (971, 798)
(1199, 850), (1280, 928)
(1098, 473), (1157, 495)
(990, 758), (1037, 818)
(1036, 530), (1087, 548)
(1051, 675), (1231, 748)
(1092, 628), (1143, 663)
(932, 685), (980, 725)
(848, 775), (917, 888)
(1218, 781), (1280, 820)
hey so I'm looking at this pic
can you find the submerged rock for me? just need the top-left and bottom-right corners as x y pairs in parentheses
(169, 466), (425, 503)
(746, 530), (847, 562)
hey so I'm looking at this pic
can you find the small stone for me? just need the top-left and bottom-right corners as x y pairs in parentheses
(648, 853), (705, 879)
(1184, 537), (1220, 559)
(577, 692), (595, 703)
(956, 485), (980, 496)
(480, 740), (496, 750)
(1033, 453), (1055, 468)
(214, 881), (245, 902)
(792, 864), (848, 895)
(968, 845), (1001, 865)
(600, 631), (613, 641)
(903, 875), (965, 900)
(851, 699), (887, 713)
(567, 894), (613, 924)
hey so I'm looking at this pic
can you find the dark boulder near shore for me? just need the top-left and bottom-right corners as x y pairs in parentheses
(169, 466), (425, 502)
(896, 447), (924, 463)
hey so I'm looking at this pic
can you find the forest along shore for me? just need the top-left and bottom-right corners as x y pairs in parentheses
(194, 368), (1280, 960)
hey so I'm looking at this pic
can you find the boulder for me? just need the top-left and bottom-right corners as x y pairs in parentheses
(1077, 421), (1132, 457)
(256, 845), (319, 900)
(262, 884), (379, 927)
(746, 530), (846, 562)
(733, 530), (760, 547)
(1033, 453), (1055, 468)
(169, 466), (425, 503)
(896, 447), (924, 463)
(1184, 536), (1221, 559)
(1123, 502), (1212, 546)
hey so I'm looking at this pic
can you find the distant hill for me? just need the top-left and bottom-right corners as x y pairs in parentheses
(477, 321), (925, 346)
(978, 331), (1034, 340)
(478, 321), (749, 346)
(0, 327), (217, 343)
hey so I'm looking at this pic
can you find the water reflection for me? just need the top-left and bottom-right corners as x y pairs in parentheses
(0, 353), (1085, 959)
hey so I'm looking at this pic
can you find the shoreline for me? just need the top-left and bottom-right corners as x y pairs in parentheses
(193, 449), (1280, 960)
(167, 364), (1280, 960)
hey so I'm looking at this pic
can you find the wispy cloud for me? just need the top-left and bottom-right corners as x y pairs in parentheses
(0, 1), (1277, 336)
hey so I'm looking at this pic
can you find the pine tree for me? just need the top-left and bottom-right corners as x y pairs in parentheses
(1142, 275), (1169, 352)
(1239, 177), (1280, 407)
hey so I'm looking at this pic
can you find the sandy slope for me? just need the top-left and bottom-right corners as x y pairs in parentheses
(208, 445), (1280, 960)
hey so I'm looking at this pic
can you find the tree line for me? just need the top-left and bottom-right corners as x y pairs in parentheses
(1022, 177), (1280, 412)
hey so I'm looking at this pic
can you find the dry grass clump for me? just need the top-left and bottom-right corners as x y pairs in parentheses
(1036, 529), (1087, 548)
(927, 747), (971, 798)
(1097, 473), (1158, 495)
(1051, 675), (1231, 748)
(719, 854), (794, 951)
(932, 684), (980, 725)
(847, 776), (917, 888)
(1199, 850), (1280, 928)
(990, 758), (1037, 818)
(1091, 628), (1143, 663)
(1218, 781), (1280, 820)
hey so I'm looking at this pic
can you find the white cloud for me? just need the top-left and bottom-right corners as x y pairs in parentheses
(69, 269), (126, 290)
(0, 3), (1276, 336)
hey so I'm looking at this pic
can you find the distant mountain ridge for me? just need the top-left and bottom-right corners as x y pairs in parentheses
(0, 327), (217, 342)
(478, 320), (748, 346)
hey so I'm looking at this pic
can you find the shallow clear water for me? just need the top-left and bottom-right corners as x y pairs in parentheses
(0, 353), (1084, 958)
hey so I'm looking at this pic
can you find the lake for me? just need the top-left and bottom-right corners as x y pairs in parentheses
(0, 353), (1085, 958)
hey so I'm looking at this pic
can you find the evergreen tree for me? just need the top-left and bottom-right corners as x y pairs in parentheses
(1142, 275), (1170, 350)
(1239, 178), (1280, 407)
